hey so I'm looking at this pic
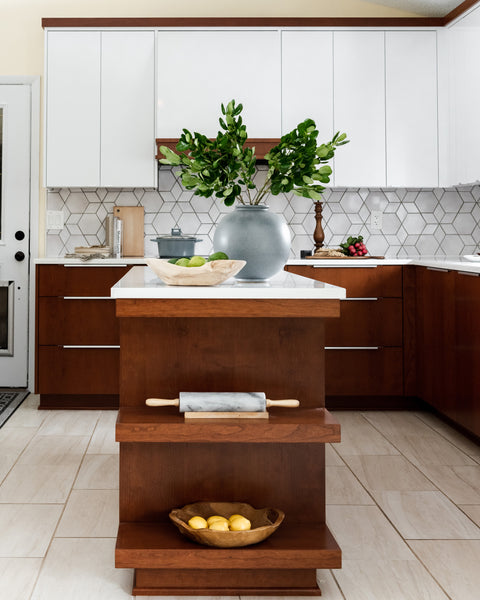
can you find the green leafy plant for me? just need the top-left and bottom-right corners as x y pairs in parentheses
(159, 100), (348, 206)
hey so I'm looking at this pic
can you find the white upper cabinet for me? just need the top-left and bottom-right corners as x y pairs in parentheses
(281, 31), (334, 139)
(46, 31), (101, 187)
(447, 6), (480, 185)
(333, 31), (386, 187)
(101, 31), (155, 187)
(45, 30), (155, 188)
(157, 30), (281, 138)
(385, 31), (438, 187)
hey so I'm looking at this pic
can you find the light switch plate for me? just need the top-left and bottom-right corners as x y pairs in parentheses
(46, 210), (64, 230)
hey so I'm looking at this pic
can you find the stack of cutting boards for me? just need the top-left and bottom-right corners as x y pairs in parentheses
(110, 206), (144, 257)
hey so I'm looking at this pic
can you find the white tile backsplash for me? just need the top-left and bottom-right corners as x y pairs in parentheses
(46, 168), (480, 257)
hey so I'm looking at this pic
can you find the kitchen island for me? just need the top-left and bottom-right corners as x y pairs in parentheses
(111, 266), (345, 596)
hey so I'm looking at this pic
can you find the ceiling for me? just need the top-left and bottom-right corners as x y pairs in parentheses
(368, 0), (468, 17)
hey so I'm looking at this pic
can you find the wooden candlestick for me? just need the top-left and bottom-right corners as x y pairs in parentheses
(313, 201), (325, 251)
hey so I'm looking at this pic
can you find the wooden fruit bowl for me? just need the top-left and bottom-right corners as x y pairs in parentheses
(145, 258), (246, 286)
(169, 501), (285, 548)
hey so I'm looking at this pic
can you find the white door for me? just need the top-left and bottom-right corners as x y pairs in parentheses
(0, 85), (31, 387)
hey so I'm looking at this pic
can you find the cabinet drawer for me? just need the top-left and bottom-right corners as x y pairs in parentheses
(38, 297), (118, 345)
(326, 298), (402, 346)
(285, 265), (403, 297)
(37, 265), (133, 297)
(37, 346), (119, 394)
(325, 347), (403, 396)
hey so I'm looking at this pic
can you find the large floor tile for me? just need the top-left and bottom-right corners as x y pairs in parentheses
(0, 504), (62, 557)
(363, 411), (436, 437)
(37, 409), (100, 436)
(344, 455), (436, 492)
(332, 413), (400, 457)
(0, 557), (43, 600)
(408, 540), (480, 600)
(0, 427), (37, 483)
(87, 411), (119, 454)
(56, 489), (119, 537)
(373, 490), (480, 539)
(459, 505), (480, 527)
(30, 538), (133, 600)
(327, 505), (413, 560)
(18, 434), (89, 466)
(325, 443), (344, 466)
(0, 464), (78, 503)
(326, 466), (374, 505)
(333, 559), (449, 600)
(316, 569), (344, 599)
(74, 454), (119, 490)
(414, 411), (480, 459)
(417, 464), (480, 504)
(2, 394), (47, 429)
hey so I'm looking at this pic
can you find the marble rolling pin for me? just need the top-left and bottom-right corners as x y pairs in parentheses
(145, 392), (299, 419)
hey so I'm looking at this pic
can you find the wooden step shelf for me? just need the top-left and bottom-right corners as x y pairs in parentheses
(116, 407), (341, 444)
(115, 521), (341, 570)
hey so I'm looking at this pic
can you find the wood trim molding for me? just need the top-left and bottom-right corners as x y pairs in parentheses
(442, 0), (480, 24)
(42, 16), (445, 29)
(156, 138), (280, 161)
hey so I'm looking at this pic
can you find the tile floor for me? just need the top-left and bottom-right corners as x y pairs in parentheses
(1, 395), (479, 599)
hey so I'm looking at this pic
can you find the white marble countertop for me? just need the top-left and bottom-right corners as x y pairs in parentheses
(35, 255), (480, 274)
(111, 266), (347, 300)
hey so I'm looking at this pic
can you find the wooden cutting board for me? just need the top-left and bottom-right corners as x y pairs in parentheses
(113, 206), (144, 257)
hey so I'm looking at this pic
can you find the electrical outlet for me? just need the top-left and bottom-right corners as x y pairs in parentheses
(46, 210), (64, 230)
(370, 210), (383, 230)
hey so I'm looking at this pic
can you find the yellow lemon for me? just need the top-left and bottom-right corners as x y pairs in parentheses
(228, 514), (244, 522)
(208, 520), (229, 531)
(206, 515), (228, 527)
(229, 515), (251, 531)
(188, 515), (207, 529)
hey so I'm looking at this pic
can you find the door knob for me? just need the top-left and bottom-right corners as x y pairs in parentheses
(15, 230), (25, 241)
(14, 251), (25, 262)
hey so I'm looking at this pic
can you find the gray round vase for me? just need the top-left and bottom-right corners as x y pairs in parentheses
(213, 204), (291, 281)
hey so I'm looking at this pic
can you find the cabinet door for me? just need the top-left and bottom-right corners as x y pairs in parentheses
(385, 31), (438, 187)
(333, 31), (385, 187)
(281, 31), (333, 138)
(454, 271), (480, 437)
(45, 31), (101, 187)
(101, 31), (156, 187)
(157, 30), (281, 138)
(415, 267), (456, 420)
(448, 7), (480, 185)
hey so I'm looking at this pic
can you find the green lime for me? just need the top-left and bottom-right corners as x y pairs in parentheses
(168, 258), (178, 264)
(207, 251), (229, 261)
(175, 258), (190, 267)
(188, 256), (206, 267)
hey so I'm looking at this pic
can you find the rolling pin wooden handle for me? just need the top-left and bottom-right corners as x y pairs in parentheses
(266, 399), (300, 408)
(146, 398), (180, 407)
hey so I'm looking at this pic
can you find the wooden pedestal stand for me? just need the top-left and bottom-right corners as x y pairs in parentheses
(114, 297), (342, 596)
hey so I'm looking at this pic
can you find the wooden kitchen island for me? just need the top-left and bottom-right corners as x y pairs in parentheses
(111, 266), (345, 596)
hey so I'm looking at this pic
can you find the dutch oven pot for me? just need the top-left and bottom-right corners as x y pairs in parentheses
(151, 228), (201, 258)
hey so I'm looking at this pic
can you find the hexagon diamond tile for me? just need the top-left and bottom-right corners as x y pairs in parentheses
(46, 170), (480, 258)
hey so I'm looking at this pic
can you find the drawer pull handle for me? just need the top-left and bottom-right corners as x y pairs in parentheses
(325, 346), (380, 350)
(62, 296), (112, 300)
(312, 265), (377, 269)
(64, 264), (128, 268)
(426, 267), (449, 273)
(62, 345), (120, 349)
(458, 271), (479, 277)
(341, 297), (379, 301)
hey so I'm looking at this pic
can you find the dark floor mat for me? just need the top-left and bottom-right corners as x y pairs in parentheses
(0, 390), (29, 428)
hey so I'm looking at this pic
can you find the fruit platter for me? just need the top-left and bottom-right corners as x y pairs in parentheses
(169, 501), (285, 548)
(145, 252), (246, 286)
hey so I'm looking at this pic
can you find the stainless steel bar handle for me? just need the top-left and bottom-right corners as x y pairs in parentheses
(325, 346), (380, 350)
(63, 264), (128, 268)
(341, 297), (379, 301)
(62, 345), (120, 349)
(62, 296), (112, 300)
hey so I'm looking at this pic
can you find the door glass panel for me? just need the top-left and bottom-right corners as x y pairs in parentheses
(0, 282), (13, 355)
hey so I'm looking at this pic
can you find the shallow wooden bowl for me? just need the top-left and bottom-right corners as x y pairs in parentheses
(145, 258), (246, 286)
(169, 501), (285, 548)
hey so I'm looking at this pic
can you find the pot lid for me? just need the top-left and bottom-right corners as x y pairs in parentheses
(153, 227), (198, 241)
